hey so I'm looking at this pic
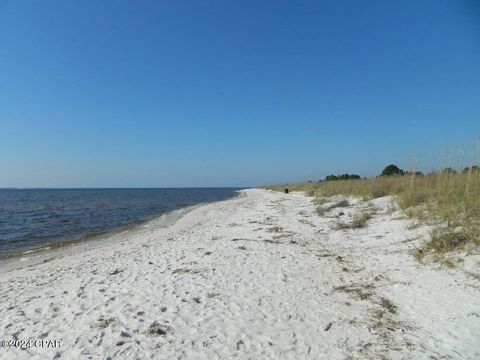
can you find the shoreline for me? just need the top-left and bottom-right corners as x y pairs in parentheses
(0, 191), (244, 273)
(0, 205), (191, 274)
(0, 189), (479, 359)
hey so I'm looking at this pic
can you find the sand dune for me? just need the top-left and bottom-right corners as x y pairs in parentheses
(1, 189), (479, 359)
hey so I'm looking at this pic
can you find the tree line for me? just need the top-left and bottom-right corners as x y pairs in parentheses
(321, 164), (479, 181)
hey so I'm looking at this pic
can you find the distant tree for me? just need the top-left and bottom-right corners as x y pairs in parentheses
(463, 165), (479, 173)
(442, 167), (457, 174)
(404, 171), (424, 176)
(380, 164), (404, 176)
(325, 174), (361, 181)
(325, 175), (338, 181)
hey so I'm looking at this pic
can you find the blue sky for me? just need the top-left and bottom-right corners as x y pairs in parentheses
(1, 1), (479, 187)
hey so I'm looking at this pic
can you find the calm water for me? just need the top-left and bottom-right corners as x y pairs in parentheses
(0, 188), (240, 257)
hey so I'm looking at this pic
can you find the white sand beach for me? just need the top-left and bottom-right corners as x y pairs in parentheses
(1, 189), (479, 359)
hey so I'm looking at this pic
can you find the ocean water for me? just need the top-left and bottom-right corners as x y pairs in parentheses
(0, 188), (240, 258)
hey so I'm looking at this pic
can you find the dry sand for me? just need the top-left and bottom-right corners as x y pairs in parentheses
(1, 189), (479, 359)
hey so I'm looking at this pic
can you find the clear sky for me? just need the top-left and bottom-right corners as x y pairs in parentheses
(1, 1), (479, 188)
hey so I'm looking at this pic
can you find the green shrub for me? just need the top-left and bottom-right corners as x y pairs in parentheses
(380, 164), (404, 176)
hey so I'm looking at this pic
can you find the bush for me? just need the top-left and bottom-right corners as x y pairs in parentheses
(380, 164), (404, 176)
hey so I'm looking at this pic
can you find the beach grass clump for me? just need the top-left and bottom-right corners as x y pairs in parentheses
(351, 211), (372, 228)
(336, 211), (372, 229)
(416, 227), (478, 264)
(314, 196), (329, 205)
(316, 199), (349, 217)
(316, 206), (326, 216)
(330, 199), (349, 208)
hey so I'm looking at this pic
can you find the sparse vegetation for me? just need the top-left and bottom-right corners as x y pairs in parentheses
(316, 199), (349, 216)
(336, 211), (372, 229)
(351, 211), (372, 228)
(416, 227), (476, 263)
(330, 199), (350, 209)
(263, 161), (480, 264)
(379, 297), (398, 315)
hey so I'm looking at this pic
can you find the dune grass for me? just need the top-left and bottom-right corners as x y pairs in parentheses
(316, 199), (350, 216)
(336, 211), (372, 230)
(263, 169), (480, 262)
